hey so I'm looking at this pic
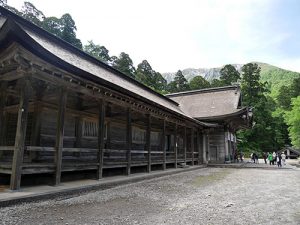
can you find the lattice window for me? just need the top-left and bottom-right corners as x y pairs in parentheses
(83, 119), (107, 139)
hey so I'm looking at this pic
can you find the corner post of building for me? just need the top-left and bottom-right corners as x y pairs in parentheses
(54, 86), (68, 186)
(97, 98), (106, 179)
(0, 81), (8, 147)
(191, 128), (195, 166)
(126, 107), (132, 175)
(10, 78), (31, 190)
(174, 123), (178, 168)
(197, 129), (201, 164)
(183, 126), (187, 164)
(146, 114), (151, 173)
(203, 130), (208, 164)
(162, 118), (166, 170)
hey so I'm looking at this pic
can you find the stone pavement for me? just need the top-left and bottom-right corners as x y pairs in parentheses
(209, 158), (299, 169)
(0, 165), (206, 207)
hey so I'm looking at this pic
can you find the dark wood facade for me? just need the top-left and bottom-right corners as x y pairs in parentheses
(0, 8), (209, 190)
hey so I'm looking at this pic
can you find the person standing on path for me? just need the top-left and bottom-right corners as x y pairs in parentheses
(263, 152), (267, 164)
(281, 152), (286, 166)
(272, 152), (277, 165)
(268, 152), (273, 165)
(277, 153), (282, 167)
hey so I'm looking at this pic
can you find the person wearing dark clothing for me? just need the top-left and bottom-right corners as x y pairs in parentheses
(263, 153), (267, 164)
(255, 153), (259, 164)
(277, 153), (282, 167)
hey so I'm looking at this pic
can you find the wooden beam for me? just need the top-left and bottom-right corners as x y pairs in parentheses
(54, 87), (67, 186)
(191, 128), (195, 166)
(162, 119), (166, 170)
(146, 114), (151, 173)
(10, 79), (31, 190)
(184, 126), (187, 164)
(126, 107), (132, 175)
(97, 99), (106, 179)
(174, 123), (178, 168)
(0, 82), (7, 146)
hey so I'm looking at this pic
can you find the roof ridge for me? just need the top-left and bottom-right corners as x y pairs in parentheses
(166, 85), (240, 97)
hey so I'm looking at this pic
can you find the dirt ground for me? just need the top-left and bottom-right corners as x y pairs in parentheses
(1, 167), (300, 225)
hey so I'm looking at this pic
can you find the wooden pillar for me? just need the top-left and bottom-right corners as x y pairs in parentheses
(54, 87), (67, 185)
(146, 114), (151, 173)
(0, 82), (8, 146)
(183, 126), (187, 164)
(29, 101), (42, 162)
(162, 119), (166, 170)
(203, 133), (208, 164)
(126, 107), (132, 175)
(106, 121), (111, 149)
(10, 79), (31, 190)
(174, 123), (178, 168)
(97, 99), (105, 179)
(75, 116), (83, 148)
(197, 129), (202, 164)
(191, 128), (195, 166)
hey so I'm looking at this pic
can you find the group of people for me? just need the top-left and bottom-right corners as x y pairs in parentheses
(267, 152), (286, 167)
(250, 152), (287, 167)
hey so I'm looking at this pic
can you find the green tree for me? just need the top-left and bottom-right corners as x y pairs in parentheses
(241, 63), (266, 106)
(167, 70), (189, 93)
(112, 52), (136, 78)
(210, 78), (224, 88)
(21, 1), (45, 26)
(284, 96), (300, 148)
(0, 0), (20, 14)
(220, 64), (240, 85)
(277, 77), (300, 110)
(59, 13), (82, 49)
(84, 41), (111, 63)
(238, 63), (282, 153)
(136, 60), (166, 91)
(277, 85), (294, 110)
(189, 76), (210, 90)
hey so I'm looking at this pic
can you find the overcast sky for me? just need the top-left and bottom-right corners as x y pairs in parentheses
(8, 0), (300, 73)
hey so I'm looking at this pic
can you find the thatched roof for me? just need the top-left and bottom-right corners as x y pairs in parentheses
(167, 86), (247, 120)
(0, 7), (213, 127)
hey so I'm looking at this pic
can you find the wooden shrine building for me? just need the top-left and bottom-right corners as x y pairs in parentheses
(167, 86), (252, 163)
(0, 7), (251, 190)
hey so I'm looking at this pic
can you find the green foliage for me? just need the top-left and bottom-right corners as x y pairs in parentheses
(238, 63), (285, 152)
(210, 78), (224, 88)
(136, 60), (167, 92)
(59, 13), (82, 49)
(167, 70), (189, 93)
(241, 63), (267, 106)
(189, 76), (210, 90)
(83, 41), (111, 63)
(0, 0), (20, 14)
(4, 1), (82, 49)
(220, 64), (240, 85)
(259, 62), (300, 98)
(284, 96), (300, 148)
(111, 52), (136, 78)
(21, 2), (45, 26)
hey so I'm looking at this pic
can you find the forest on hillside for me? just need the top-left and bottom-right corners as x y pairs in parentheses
(1, 1), (300, 153)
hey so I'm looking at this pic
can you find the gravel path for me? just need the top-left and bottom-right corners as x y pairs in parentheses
(1, 167), (300, 225)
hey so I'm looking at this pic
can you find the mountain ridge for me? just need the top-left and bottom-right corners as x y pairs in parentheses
(162, 62), (300, 97)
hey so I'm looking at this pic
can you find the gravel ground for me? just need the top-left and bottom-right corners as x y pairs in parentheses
(1, 167), (300, 225)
